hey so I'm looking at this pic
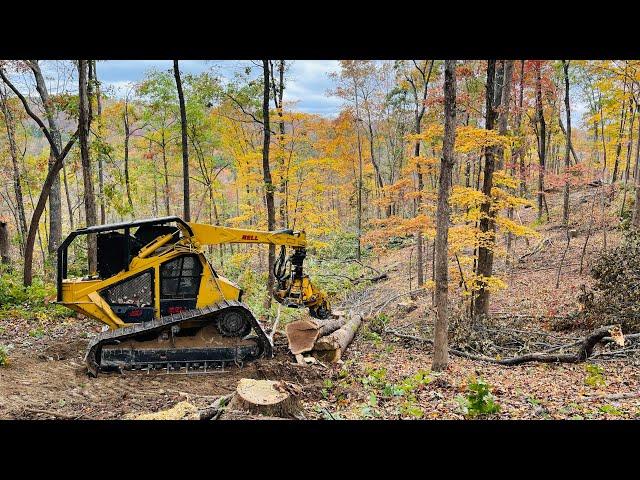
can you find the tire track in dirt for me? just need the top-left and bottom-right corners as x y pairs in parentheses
(0, 333), (266, 418)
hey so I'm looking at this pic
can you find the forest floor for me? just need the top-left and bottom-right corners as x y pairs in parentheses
(1, 186), (639, 420)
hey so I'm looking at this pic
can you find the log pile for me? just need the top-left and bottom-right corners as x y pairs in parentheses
(285, 311), (363, 363)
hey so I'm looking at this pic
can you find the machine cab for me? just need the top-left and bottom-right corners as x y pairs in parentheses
(56, 217), (238, 329)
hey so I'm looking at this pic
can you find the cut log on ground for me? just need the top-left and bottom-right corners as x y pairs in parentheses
(286, 316), (348, 354)
(228, 378), (301, 418)
(313, 313), (363, 363)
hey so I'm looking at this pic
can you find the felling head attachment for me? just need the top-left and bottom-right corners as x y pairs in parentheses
(273, 245), (330, 319)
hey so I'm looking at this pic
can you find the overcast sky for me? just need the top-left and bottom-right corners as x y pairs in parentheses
(94, 60), (345, 116)
(12, 60), (588, 127)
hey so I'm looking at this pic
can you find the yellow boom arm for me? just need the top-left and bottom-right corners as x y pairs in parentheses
(187, 222), (307, 248)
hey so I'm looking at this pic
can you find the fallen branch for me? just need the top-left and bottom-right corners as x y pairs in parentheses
(374, 289), (429, 317)
(519, 237), (552, 262)
(344, 258), (384, 276)
(23, 408), (80, 420)
(590, 346), (640, 358)
(268, 303), (282, 342)
(477, 324), (582, 341)
(555, 228), (572, 289)
(602, 332), (640, 344)
(198, 393), (235, 420)
(386, 329), (431, 344)
(387, 325), (623, 366)
(316, 272), (388, 285)
(582, 391), (640, 402)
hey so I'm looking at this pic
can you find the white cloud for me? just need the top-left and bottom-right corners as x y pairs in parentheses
(285, 60), (344, 116)
(93, 60), (344, 117)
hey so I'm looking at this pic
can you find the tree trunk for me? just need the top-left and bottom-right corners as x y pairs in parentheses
(409, 61), (434, 288)
(62, 161), (74, 231)
(633, 180), (640, 229)
(599, 92), (607, 179)
(262, 60), (276, 309)
(432, 60), (457, 372)
(78, 60), (97, 274)
(562, 60), (572, 226)
(632, 103), (640, 228)
(173, 60), (190, 221)
(29, 60), (62, 256)
(612, 75), (628, 184)
(496, 60), (513, 169)
(620, 102), (636, 217)
(416, 135), (424, 287)
(0, 87), (28, 250)
(473, 60), (499, 319)
(354, 80), (364, 262)
(271, 60), (288, 229)
(0, 221), (9, 264)
(507, 60), (525, 264)
(535, 62), (547, 220)
(365, 107), (385, 217)
(498, 60), (514, 267)
(123, 100), (134, 213)
(94, 60), (106, 225)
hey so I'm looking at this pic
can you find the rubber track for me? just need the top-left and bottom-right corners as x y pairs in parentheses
(84, 300), (273, 376)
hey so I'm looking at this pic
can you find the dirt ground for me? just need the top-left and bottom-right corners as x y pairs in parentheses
(1, 185), (639, 420)
(0, 318), (327, 419)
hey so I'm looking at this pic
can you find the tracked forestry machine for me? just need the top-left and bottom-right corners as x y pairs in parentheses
(56, 217), (330, 376)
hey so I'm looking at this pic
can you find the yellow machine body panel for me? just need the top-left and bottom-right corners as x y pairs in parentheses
(61, 249), (242, 330)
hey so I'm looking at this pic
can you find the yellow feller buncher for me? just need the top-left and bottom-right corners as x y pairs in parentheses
(56, 216), (330, 376)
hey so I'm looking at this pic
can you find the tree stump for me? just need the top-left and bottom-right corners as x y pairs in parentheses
(229, 379), (301, 418)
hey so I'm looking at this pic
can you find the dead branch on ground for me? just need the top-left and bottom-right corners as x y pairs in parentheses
(316, 272), (388, 285)
(387, 325), (625, 366)
(519, 237), (552, 262)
